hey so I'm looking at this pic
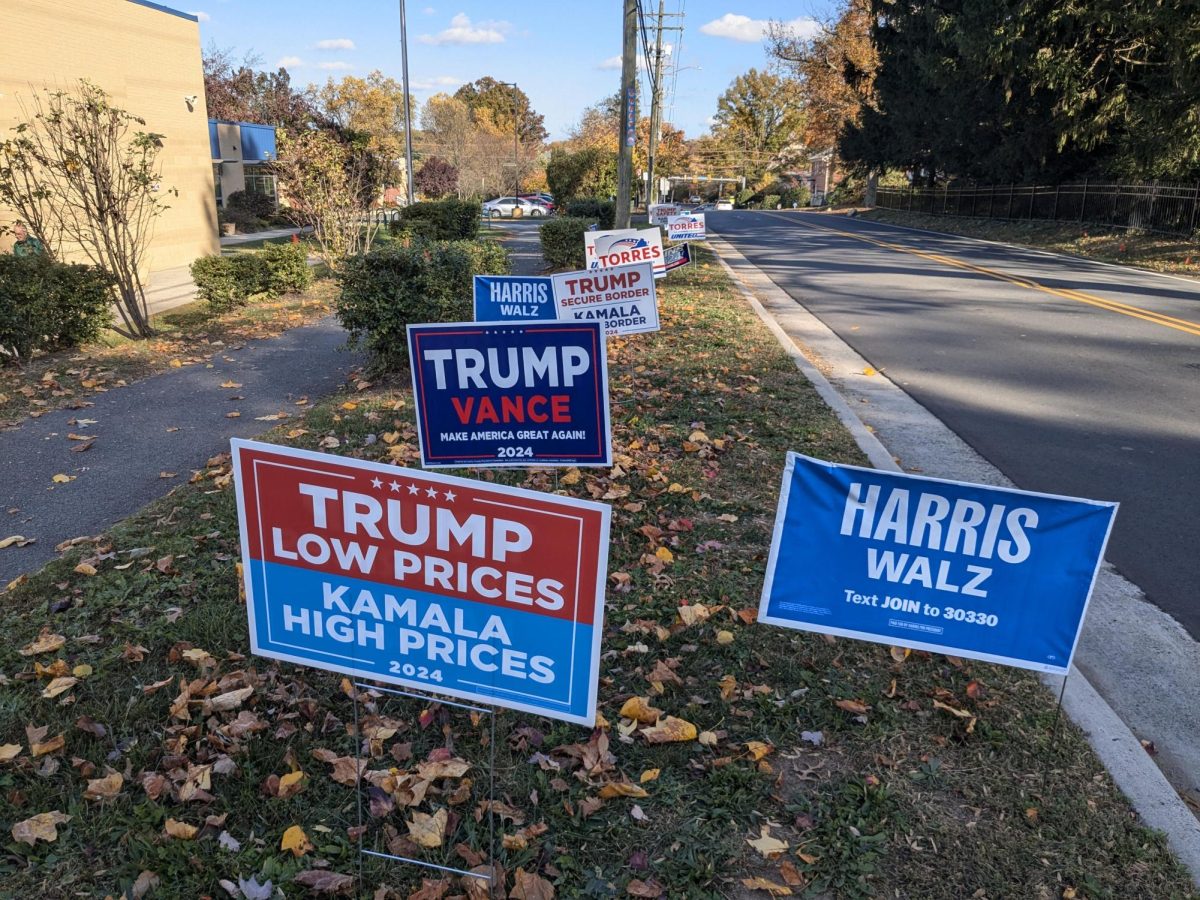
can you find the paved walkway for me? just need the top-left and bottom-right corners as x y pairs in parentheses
(0, 319), (363, 583)
(489, 220), (546, 276)
(219, 226), (310, 246)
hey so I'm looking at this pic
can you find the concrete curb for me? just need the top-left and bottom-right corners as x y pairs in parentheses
(706, 235), (1200, 887)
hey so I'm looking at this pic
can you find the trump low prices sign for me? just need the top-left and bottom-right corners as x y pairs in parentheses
(585, 228), (666, 278)
(648, 203), (681, 225)
(232, 439), (611, 725)
(473, 275), (556, 322)
(550, 262), (659, 336)
(758, 453), (1117, 674)
(407, 321), (612, 469)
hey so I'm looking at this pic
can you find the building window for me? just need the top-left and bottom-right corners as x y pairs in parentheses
(244, 171), (277, 203)
(213, 163), (223, 207)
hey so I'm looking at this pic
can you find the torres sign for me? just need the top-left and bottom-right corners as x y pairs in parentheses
(584, 228), (666, 278)
(232, 439), (611, 725)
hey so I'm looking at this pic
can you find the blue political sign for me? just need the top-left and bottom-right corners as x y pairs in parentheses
(758, 453), (1117, 674)
(473, 275), (556, 322)
(407, 321), (612, 469)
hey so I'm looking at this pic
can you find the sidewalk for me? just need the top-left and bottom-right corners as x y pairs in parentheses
(0, 318), (362, 585)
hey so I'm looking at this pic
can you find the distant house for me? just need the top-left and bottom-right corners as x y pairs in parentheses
(0, 0), (218, 271)
(810, 149), (844, 206)
(210, 120), (278, 208)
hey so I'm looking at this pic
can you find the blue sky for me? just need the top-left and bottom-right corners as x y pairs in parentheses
(189, 1), (835, 140)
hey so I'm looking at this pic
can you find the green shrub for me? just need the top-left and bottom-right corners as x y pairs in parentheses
(396, 199), (482, 241)
(762, 194), (782, 210)
(735, 189), (755, 209)
(191, 243), (311, 312)
(539, 217), (591, 270)
(564, 199), (615, 230)
(227, 189), (276, 219)
(0, 255), (113, 359)
(336, 239), (510, 371)
(780, 186), (811, 208)
(260, 243), (313, 294)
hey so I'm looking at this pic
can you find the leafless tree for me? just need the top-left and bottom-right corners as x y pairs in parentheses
(0, 80), (175, 338)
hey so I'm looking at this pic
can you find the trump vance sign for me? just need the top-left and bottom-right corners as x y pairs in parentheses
(232, 439), (611, 725)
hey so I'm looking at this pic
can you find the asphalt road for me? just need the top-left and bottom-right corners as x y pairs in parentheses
(710, 210), (1200, 638)
(0, 319), (362, 584)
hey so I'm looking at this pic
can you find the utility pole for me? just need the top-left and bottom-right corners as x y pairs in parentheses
(398, 0), (415, 205)
(500, 81), (521, 197)
(615, 0), (637, 228)
(645, 0), (666, 209)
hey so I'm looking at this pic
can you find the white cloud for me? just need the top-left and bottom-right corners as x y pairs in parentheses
(410, 75), (463, 91)
(315, 38), (356, 50)
(419, 12), (510, 45)
(276, 55), (303, 68)
(189, 11), (210, 22)
(317, 61), (353, 71)
(423, 6), (435, 13)
(600, 43), (673, 71)
(598, 56), (622, 70)
(699, 13), (818, 43)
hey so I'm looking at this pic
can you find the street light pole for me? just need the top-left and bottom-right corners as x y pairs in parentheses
(398, 0), (415, 205)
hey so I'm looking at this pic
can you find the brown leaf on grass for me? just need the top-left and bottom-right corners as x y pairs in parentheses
(41, 676), (78, 698)
(834, 699), (869, 716)
(619, 696), (662, 725)
(510, 868), (555, 900)
(11, 811), (71, 846)
(889, 646), (910, 663)
(31, 732), (65, 757)
(746, 824), (788, 858)
(745, 741), (773, 761)
(502, 833), (528, 851)
(626, 879), (664, 897)
(740, 876), (793, 896)
(19, 630), (66, 656)
(779, 860), (804, 886)
(73, 563), (97, 576)
(83, 771), (123, 800)
(407, 878), (452, 899)
(640, 716), (697, 744)
(598, 782), (648, 800)
(281, 824), (313, 856)
(645, 659), (682, 688)
(206, 686), (254, 713)
(123, 643), (149, 663)
(0, 743), (22, 762)
(639, 768), (660, 784)
(416, 757), (471, 780)
(164, 818), (198, 840)
(277, 769), (306, 798)
(579, 796), (605, 818)
(293, 870), (355, 895)
(130, 870), (160, 899)
(408, 808), (448, 849)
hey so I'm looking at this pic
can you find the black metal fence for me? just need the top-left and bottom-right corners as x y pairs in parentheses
(875, 181), (1200, 237)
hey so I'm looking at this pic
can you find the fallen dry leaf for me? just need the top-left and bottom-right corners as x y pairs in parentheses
(740, 876), (793, 896)
(41, 676), (78, 699)
(83, 771), (124, 801)
(0, 535), (28, 549)
(834, 699), (869, 716)
(619, 696), (663, 725)
(640, 716), (697, 744)
(207, 686), (253, 712)
(280, 823), (313, 856)
(598, 782), (648, 800)
(746, 824), (789, 859)
(292, 870), (355, 895)
(11, 811), (71, 846)
(277, 770), (306, 798)
(19, 630), (66, 656)
(510, 868), (555, 900)
(639, 768), (660, 784)
(31, 732), (65, 757)
(51, 474), (76, 484)
(407, 808), (448, 849)
(164, 818), (198, 840)
(0, 743), (22, 763)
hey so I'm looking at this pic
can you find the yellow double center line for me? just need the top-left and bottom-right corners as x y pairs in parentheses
(763, 211), (1200, 338)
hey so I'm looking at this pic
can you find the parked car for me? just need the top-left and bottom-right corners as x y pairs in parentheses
(482, 196), (546, 218)
(714, 199), (733, 211)
(520, 195), (555, 213)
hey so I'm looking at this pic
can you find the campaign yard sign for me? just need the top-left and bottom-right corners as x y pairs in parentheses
(665, 214), (706, 242)
(585, 227), (666, 278)
(407, 321), (612, 469)
(232, 439), (611, 725)
(473, 275), (556, 322)
(550, 262), (659, 336)
(758, 453), (1117, 675)
(648, 203), (681, 225)
(663, 242), (691, 273)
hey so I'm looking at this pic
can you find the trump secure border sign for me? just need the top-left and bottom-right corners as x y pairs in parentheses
(232, 438), (611, 725)
(550, 262), (659, 336)
(758, 453), (1117, 674)
(407, 321), (612, 469)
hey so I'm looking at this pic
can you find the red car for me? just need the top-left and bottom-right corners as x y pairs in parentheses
(520, 194), (555, 213)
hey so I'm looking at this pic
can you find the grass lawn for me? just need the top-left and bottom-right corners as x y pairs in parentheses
(860, 208), (1200, 278)
(0, 248), (1194, 899)
(0, 279), (338, 428)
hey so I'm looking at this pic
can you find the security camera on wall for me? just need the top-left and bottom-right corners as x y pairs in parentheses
(184, 94), (198, 111)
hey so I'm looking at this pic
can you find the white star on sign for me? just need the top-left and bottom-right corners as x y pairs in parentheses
(371, 477), (383, 489)
(407, 483), (420, 495)
(425, 486), (439, 499)
(389, 480), (401, 492)
(444, 490), (456, 502)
